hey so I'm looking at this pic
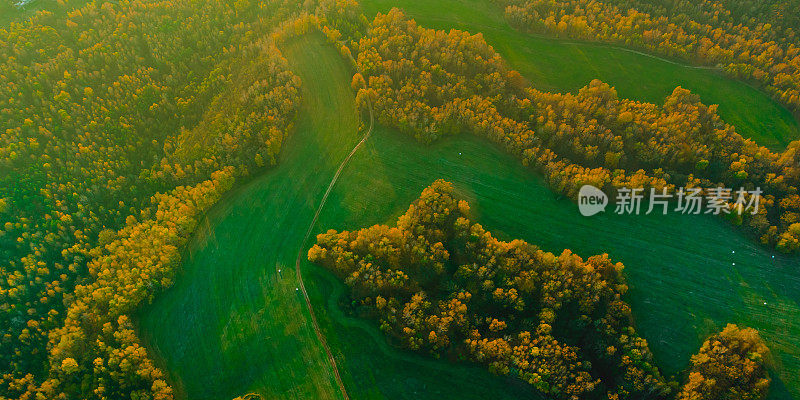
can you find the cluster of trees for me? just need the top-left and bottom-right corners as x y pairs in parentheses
(678, 324), (771, 400)
(0, 0), (322, 398)
(309, 180), (772, 399)
(499, 0), (800, 113)
(352, 9), (800, 252)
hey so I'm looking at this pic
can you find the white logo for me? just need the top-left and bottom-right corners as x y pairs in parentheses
(578, 185), (608, 216)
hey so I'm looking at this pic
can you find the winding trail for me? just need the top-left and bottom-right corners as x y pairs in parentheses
(293, 83), (373, 400)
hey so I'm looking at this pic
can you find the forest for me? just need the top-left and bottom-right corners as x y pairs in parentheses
(0, 0), (797, 398)
(0, 0), (306, 397)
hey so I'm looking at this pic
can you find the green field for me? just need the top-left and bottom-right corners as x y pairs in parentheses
(358, 0), (800, 150)
(138, 34), (541, 400)
(140, 34), (800, 400)
(137, 35), (356, 400)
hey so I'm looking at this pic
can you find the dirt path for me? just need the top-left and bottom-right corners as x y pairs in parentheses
(293, 83), (373, 400)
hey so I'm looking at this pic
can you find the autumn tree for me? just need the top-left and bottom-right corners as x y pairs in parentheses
(678, 324), (771, 400)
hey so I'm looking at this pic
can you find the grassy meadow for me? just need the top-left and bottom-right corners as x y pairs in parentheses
(139, 34), (800, 400)
(358, 0), (800, 150)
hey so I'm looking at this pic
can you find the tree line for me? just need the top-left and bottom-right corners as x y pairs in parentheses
(499, 0), (800, 114)
(351, 8), (800, 252)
